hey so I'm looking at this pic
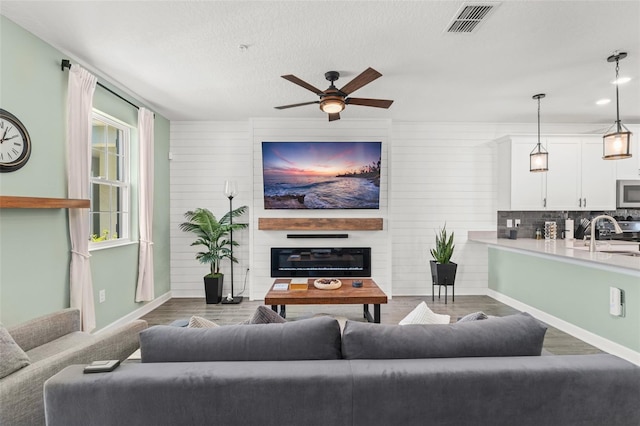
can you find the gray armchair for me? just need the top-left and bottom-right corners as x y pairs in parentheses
(0, 308), (147, 426)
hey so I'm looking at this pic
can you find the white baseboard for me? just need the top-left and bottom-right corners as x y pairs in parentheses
(487, 289), (640, 366)
(94, 291), (172, 334)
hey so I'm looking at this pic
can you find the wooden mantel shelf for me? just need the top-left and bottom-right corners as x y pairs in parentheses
(0, 196), (90, 209)
(258, 217), (383, 231)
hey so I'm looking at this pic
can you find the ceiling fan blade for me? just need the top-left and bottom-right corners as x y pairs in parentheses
(274, 101), (319, 110)
(346, 98), (394, 109)
(328, 112), (341, 122)
(339, 67), (382, 95)
(281, 75), (324, 95)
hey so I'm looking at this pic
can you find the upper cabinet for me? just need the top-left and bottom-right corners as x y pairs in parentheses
(497, 135), (616, 211)
(497, 136), (546, 210)
(614, 134), (640, 179)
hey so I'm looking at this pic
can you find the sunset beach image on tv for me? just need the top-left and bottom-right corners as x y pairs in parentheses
(262, 141), (382, 209)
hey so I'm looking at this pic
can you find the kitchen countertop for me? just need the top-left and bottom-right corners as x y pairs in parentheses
(468, 232), (640, 275)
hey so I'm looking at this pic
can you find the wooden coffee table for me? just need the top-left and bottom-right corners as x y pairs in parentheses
(265, 278), (388, 323)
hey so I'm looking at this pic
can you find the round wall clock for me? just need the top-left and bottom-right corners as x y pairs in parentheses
(0, 109), (32, 172)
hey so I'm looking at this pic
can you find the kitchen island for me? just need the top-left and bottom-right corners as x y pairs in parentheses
(469, 232), (639, 365)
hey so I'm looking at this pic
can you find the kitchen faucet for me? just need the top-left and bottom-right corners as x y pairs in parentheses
(589, 215), (623, 252)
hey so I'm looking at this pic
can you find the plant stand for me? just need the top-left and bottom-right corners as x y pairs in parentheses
(430, 261), (457, 304)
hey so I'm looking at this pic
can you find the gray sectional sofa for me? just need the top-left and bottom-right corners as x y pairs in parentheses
(44, 313), (640, 426)
(1, 308), (147, 426)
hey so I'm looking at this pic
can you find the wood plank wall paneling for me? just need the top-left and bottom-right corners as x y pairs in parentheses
(258, 217), (383, 230)
(170, 121), (252, 299)
(389, 122), (500, 295)
(169, 120), (613, 299)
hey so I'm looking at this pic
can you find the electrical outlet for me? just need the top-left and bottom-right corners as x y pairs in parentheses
(515, 219), (521, 227)
(506, 219), (513, 228)
(99, 290), (106, 303)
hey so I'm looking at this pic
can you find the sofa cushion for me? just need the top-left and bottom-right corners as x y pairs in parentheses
(0, 325), (31, 379)
(25, 331), (92, 363)
(457, 311), (489, 322)
(187, 316), (219, 328)
(399, 301), (450, 325)
(140, 316), (342, 362)
(342, 312), (547, 359)
(248, 305), (287, 324)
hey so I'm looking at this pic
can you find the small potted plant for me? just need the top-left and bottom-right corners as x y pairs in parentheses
(429, 224), (457, 303)
(179, 206), (248, 304)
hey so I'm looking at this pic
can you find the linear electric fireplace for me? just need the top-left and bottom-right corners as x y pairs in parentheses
(270, 247), (371, 278)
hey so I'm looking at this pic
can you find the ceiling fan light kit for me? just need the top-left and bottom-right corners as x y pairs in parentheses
(530, 93), (548, 173)
(276, 67), (393, 121)
(602, 51), (632, 160)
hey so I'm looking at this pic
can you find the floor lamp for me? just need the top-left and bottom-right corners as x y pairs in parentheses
(222, 180), (243, 304)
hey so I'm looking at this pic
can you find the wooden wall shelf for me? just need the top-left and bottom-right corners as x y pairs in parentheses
(258, 217), (383, 231)
(0, 196), (90, 209)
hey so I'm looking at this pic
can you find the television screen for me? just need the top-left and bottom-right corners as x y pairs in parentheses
(262, 141), (382, 209)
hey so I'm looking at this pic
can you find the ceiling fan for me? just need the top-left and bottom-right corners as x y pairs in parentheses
(275, 67), (393, 121)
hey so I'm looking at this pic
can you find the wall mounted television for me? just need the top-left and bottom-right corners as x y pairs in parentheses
(262, 141), (381, 209)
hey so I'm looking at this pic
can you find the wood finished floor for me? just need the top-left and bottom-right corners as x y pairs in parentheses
(141, 295), (603, 356)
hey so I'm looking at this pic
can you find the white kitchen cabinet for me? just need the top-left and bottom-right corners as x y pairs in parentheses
(580, 138), (616, 209)
(545, 138), (580, 210)
(615, 125), (640, 178)
(497, 136), (546, 211)
(497, 135), (616, 211)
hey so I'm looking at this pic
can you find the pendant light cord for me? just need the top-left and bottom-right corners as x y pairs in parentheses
(615, 59), (621, 132)
(537, 96), (541, 149)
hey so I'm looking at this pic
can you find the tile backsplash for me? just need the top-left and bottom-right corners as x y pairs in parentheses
(497, 209), (640, 239)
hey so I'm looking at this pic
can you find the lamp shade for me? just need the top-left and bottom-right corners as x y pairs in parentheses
(530, 149), (548, 172)
(224, 180), (238, 198)
(603, 131), (632, 159)
(319, 97), (345, 114)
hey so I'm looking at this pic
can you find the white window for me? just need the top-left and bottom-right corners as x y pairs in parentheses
(89, 111), (130, 248)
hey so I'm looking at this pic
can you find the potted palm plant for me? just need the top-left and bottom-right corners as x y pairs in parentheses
(179, 206), (248, 304)
(429, 224), (457, 303)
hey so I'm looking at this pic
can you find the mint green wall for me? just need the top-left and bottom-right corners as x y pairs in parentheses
(488, 247), (639, 352)
(0, 16), (171, 329)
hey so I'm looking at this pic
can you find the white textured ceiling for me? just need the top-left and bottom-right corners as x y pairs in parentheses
(2, 1), (639, 125)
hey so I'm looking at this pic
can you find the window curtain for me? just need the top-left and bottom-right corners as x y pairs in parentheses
(67, 65), (97, 332)
(135, 108), (155, 302)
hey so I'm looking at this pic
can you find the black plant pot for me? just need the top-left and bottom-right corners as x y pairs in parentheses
(203, 274), (224, 304)
(430, 261), (458, 285)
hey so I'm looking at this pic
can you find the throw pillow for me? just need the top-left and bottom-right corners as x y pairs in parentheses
(0, 324), (31, 379)
(456, 311), (488, 322)
(342, 312), (548, 359)
(187, 316), (219, 328)
(399, 301), (450, 325)
(248, 305), (286, 324)
(140, 316), (342, 362)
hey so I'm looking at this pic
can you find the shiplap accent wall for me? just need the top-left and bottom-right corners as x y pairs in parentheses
(390, 123), (499, 295)
(170, 121), (252, 298)
(251, 118), (392, 299)
(170, 120), (616, 299)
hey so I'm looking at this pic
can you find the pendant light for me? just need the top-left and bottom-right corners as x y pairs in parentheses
(530, 93), (548, 172)
(603, 52), (632, 160)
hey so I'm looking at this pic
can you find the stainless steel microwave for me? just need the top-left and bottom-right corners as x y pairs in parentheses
(617, 180), (640, 208)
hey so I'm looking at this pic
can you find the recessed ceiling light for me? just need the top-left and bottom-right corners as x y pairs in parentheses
(611, 76), (631, 85)
(596, 98), (611, 105)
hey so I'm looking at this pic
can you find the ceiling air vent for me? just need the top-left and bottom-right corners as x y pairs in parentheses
(446, 3), (498, 33)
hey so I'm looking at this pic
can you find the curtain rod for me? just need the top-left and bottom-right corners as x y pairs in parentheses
(61, 59), (141, 111)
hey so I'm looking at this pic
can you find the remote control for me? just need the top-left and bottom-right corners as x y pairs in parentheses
(83, 360), (120, 374)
